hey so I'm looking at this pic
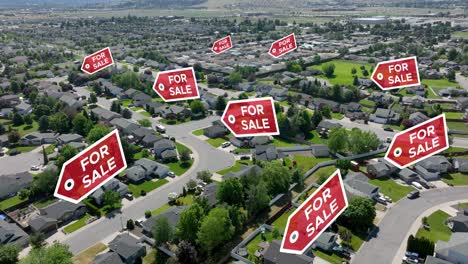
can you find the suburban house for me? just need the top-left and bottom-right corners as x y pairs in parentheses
(107, 233), (146, 264)
(263, 240), (314, 264)
(408, 112), (430, 125)
(406, 85), (427, 97)
(456, 97), (468, 111)
(344, 172), (380, 200)
(310, 144), (330, 158)
(269, 87), (288, 101)
(368, 92), (394, 107)
(446, 207), (468, 232)
(28, 215), (58, 234)
(153, 139), (178, 161)
(398, 168), (419, 184)
(415, 156), (452, 181)
(310, 98), (340, 112)
(200, 182), (219, 207)
(316, 120), (342, 137)
(19, 132), (58, 146)
(434, 233), (468, 264)
(340, 102), (362, 115)
(311, 231), (338, 252)
(453, 158), (468, 174)
(91, 178), (128, 206)
(59, 94), (86, 110)
(402, 96), (425, 108)
(203, 124), (227, 139)
(253, 145), (285, 162)
(93, 252), (125, 264)
(142, 206), (187, 237)
(130, 127), (154, 142)
(0, 172), (33, 199)
(126, 158), (170, 182)
(223, 165), (262, 181)
(38, 200), (87, 224)
(56, 133), (84, 145)
(439, 87), (464, 97)
(366, 159), (397, 178)
(369, 108), (400, 124)
(0, 94), (21, 107)
(14, 102), (32, 115)
(0, 220), (29, 248)
(158, 105), (191, 120)
(132, 93), (152, 107)
(91, 107), (121, 124)
(110, 118), (141, 135)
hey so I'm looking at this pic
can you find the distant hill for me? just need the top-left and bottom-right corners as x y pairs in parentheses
(118, 0), (208, 8)
(0, 0), (123, 8)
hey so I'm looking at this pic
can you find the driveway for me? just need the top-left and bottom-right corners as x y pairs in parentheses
(352, 186), (468, 264)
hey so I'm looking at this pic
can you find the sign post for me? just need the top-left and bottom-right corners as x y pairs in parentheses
(212, 35), (233, 54)
(269, 33), (297, 58)
(385, 114), (449, 169)
(281, 170), (348, 254)
(221, 97), (279, 137)
(152, 67), (200, 102)
(371, 56), (420, 90)
(54, 129), (127, 204)
(81, 47), (115, 75)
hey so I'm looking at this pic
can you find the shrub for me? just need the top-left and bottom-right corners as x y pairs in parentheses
(127, 219), (135, 230)
(145, 210), (151, 218)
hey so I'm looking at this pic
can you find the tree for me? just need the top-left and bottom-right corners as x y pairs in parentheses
(312, 108), (323, 127)
(338, 226), (352, 245)
(23, 114), (33, 126)
(122, 108), (132, 119)
(215, 96), (227, 111)
(189, 100), (206, 116)
(86, 125), (111, 144)
(126, 219), (135, 230)
(102, 190), (121, 209)
(246, 181), (270, 217)
(197, 207), (234, 252)
(180, 149), (191, 165)
(402, 119), (413, 129)
(55, 145), (78, 170)
(217, 178), (244, 206)
(225, 205), (247, 234)
(331, 85), (342, 102)
(8, 130), (21, 144)
(328, 128), (348, 153)
(138, 119), (152, 127)
(447, 70), (455, 82)
(38, 116), (49, 132)
(348, 128), (380, 154)
(291, 110), (312, 135)
(238, 93), (248, 100)
(338, 197), (376, 232)
(186, 179), (197, 191)
(274, 102), (284, 113)
(153, 217), (173, 246)
(110, 100), (121, 114)
(0, 244), (19, 264)
(42, 145), (48, 165)
(322, 63), (336, 78)
(92, 83), (102, 95)
(261, 161), (291, 196)
(196, 170), (212, 183)
(317, 173), (327, 185)
(177, 203), (205, 243)
(88, 92), (97, 104)
(72, 113), (92, 136)
(291, 169), (304, 189)
(10, 81), (20, 94)
(447, 48), (458, 61)
(176, 241), (198, 264)
(12, 113), (24, 126)
(29, 232), (45, 249)
(351, 67), (357, 75)
(336, 159), (351, 171)
(20, 243), (73, 264)
(228, 72), (242, 86)
(29, 169), (58, 198)
(49, 112), (70, 133)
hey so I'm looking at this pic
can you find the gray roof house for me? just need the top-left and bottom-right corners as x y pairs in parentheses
(263, 240), (314, 264)
(19, 132), (57, 146)
(108, 233), (146, 264)
(311, 231), (338, 252)
(56, 133), (83, 145)
(0, 172), (33, 199)
(126, 158), (170, 182)
(14, 102), (32, 115)
(142, 206), (187, 236)
(415, 156), (452, 181)
(59, 94), (85, 110)
(424, 256), (453, 264)
(435, 233), (468, 264)
(456, 97), (468, 111)
(132, 93), (152, 107)
(316, 120), (342, 136)
(344, 172), (380, 199)
(28, 215), (58, 234)
(38, 200), (87, 224)
(409, 112), (430, 125)
(369, 108), (400, 124)
(0, 220), (29, 248)
(91, 107), (121, 124)
(130, 127), (154, 141)
(93, 252), (125, 264)
(453, 158), (468, 174)
(200, 183), (219, 207)
(254, 145), (284, 162)
(311, 144), (330, 158)
(366, 159), (397, 178)
(91, 178), (128, 206)
(153, 139), (177, 161)
(223, 165), (262, 181)
(141, 134), (162, 148)
(110, 118), (141, 135)
(447, 207), (468, 232)
(203, 125), (226, 139)
(398, 168), (419, 183)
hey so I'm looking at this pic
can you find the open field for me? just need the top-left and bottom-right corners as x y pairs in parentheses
(309, 60), (372, 86)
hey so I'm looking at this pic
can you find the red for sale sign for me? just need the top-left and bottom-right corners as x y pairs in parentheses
(269, 33), (297, 58)
(212, 35), (233, 54)
(81, 47), (115, 75)
(54, 129), (127, 204)
(221, 97), (279, 137)
(281, 170), (348, 255)
(371, 56), (420, 90)
(385, 114), (449, 169)
(152, 67), (200, 102)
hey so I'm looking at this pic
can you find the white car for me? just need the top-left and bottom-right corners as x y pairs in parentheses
(167, 171), (176, 178)
(155, 124), (166, 133)
(412, 182), (423, 190)
(30, 165), (40, 171)
(135, 218), (145, 227)
(221, 142), (231, 148)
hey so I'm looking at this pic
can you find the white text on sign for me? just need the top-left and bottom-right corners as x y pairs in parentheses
(408, 125), (439, 158)
(305, 188), (339, 237)
(168, 74), (192, 96)
(80, 145), (116, 188)
(240, 104), (270, 130)
(91, 52), (110, 69)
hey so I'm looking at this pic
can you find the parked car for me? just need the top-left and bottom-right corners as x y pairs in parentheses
(9, 149), (19, 156)
(167, 171), (176, 178)
(403, 256), (419, 263)
(386, 137), (392, 143)
(407, 190), (420, 199)
(135, 218), (145, 227)
(0, 151), (4, 157)
(374, 196), (387, 205)
(412, 182), (423, 190)
(419, 181), (430, 189)
(221, 142), (231, 148)
(384, 127), (394, 132)
(155, 124), (166, 133)
(405, 251), (419, 258)
(384, 195), (392, 203)
(30, 165), (40, 171)
(124, 193), (134, 200)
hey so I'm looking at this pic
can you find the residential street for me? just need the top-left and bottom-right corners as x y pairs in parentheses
(353, 186), (468, 264)
(0, 146), (43, 174)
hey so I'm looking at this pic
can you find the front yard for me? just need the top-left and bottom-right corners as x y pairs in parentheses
(7, 145), (38, 154)
(166, 160), (192, 176)
(306, 130), (328, 144)
(72, 243), (107, 264)
(0, 195), (28, 211)
(442, 173), (468, 186)
(292, 155), (332, 173)
(272, 137), (303, 147)
(415, 210), (452, 243)
(206, 137), (226, 148)
(63, 213), (93, 234)
(128, 179), (169, 198)
(216, 160), (253, 175)
(368, 177), (414, 201)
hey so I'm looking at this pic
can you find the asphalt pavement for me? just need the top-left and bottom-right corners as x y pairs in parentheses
(0, 147), (43, 174)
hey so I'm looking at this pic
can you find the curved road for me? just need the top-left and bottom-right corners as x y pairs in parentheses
(353, 186), (468, 264)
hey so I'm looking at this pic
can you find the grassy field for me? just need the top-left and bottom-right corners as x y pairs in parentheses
(453, 31), (468, 38)
(143, 249), (157, 264)
(10, 121), (39, 136)
(422, 78), (460, 88)
(176, 142), (192, 154)
(447, 121), (467, 131)
(272, 209), (293, 232)
(368, 177), (414, 201)
(445, 112), (464, 120)
(206, 137), (226, 148)
(177, 194), (194, 206)
(306, 130), (328, 144)
(33, 198), (57, 209)
(72, 243), (107, 264)
(128, 179), (169, 198)
(166, 160), (192, 176)
(309, 60), (372, 86)
(359, 99), (376, 108)
(42, 144), (56, 155)
(312, 249), (346, 264)
(192, 128), (204, 136)
(63, 214), (92, 234)
(121, 99), (132, 107)
(246, 231), (276, 257)
(7, 145), (38, 154)
(331, 112), (345, 120)
(0, 195), (28, 211)
(151, 203), (171, 216)
(416, 210), (452, 243)
(216, 160), (253, 175)
(292, 155), (332, 173)
(442, 173), (468, 186)
(272, 137), (305, 147)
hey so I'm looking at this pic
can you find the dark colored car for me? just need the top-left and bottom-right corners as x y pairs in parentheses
(407, 190), (420, 199)
(384, 127), (394, 132)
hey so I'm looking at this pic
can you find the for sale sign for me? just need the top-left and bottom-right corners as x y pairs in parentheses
(212, 35), (233, 54)
(221, 97), (279, 137)
(81, 47), (115, 75)
(152, 67), (200, 102)
(385, 114), (449, 169)
(269, 33), (297, 58)
(281, 170), (348, 255)
(371, 56), (420, 90)
(54, 129), (127, 204)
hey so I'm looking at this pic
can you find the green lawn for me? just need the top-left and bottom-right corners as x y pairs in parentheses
(7, 145), (38, 154)
(293, 155), (332, 173)
(11, 121), (39, 136)
(233, 147), (252, 154)
(0, 195), (28, 211)
(206, 137), (226, 148)
(447, 121), (467, 131)
(359, 99), (376, 108)
(272, 209), (293, 232)
(442, 173), (468, 186)
(312, 250), (346, 264)
(151, 204), (171, 216)
(42, 144), (56, 155)
(130, 106), (144, 111)
(143, 249), (157, 264)
(444, 112), (464, 120)
(453, 31), (468, 38)
(192, 128), (204, 136)
(133, 151), (155, 161)
(128, 179), (169, 198)
(63, 214), (92, 234)
(331, 112), (344, 120)
(306, 130), (328, 144)
(383, 124), (404, 131)
(246, 231), (277, 257)
(177, 194), (194, 206)
(33, 198), (57, 209)
(166, 160), (192, 176)
(309, 60), (372, 86)
(422, 79), (460, 88)
(120, 99), (132, 107)
(176, 142), (192, 154)
(416, 210), (452, 243)
(368, 177), (415, 201)
(306, 166), (337, 184)
(338, 225), (365, 251)
(140, 111), (152, 117)
(216, 160), (253, 175)
(272, 137), (304, 147)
